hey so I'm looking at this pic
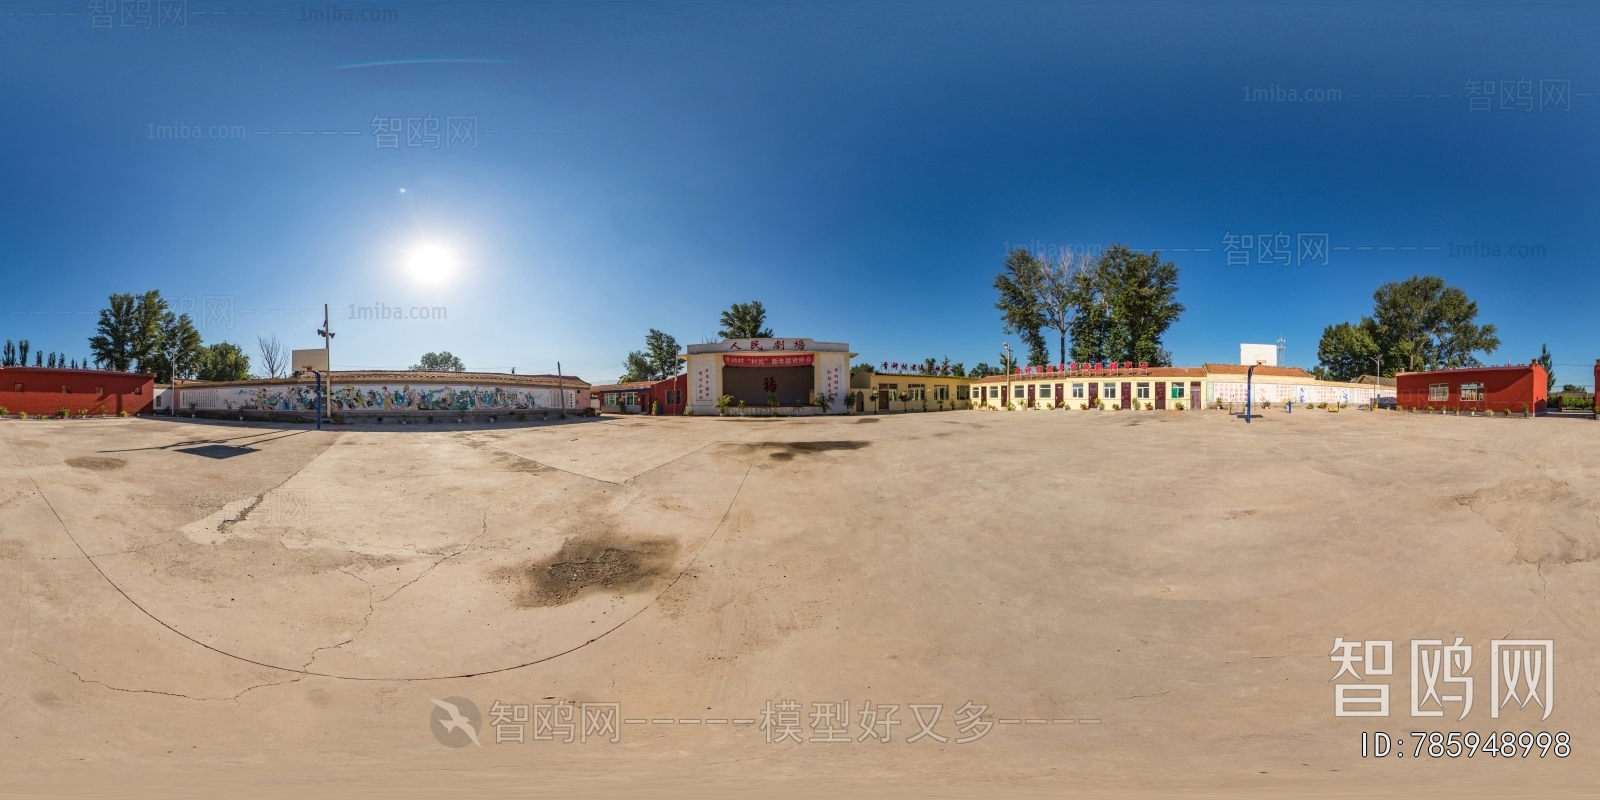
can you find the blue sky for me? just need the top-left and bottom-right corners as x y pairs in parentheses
(2, 1), (1596, 385)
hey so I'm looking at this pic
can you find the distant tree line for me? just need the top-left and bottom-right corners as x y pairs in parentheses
(1, 339), (91, 369)
(87, 290), (251, 382)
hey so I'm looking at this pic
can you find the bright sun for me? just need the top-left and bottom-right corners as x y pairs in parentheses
(404, 242), (459, 285)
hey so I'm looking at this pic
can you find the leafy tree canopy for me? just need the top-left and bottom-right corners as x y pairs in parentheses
(620, 329), (682, 382)
(197, 342), (251, 382)
(718, 301), (772, 339)
(1317, 275), (1500, 378)
(412, 351), (466, 372)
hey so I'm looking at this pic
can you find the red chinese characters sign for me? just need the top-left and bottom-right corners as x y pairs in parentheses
(722, 354), (814, 368)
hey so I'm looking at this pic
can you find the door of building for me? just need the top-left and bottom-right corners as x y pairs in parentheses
(1155, 382), (1166, 410)
(1026, 384), (1035, 408)
(1190, 381), (1202, 409)
(1054, 383), (1064, 408)
(878, 389), (890, 410)
(1120, 382), (1132, 409)
(1088, 382), (1099, 407)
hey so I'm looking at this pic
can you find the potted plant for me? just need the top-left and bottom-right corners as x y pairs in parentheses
(897, 390), (911, 413)
(715, 395), (733, 416)
(1174, 401), (1184, 411)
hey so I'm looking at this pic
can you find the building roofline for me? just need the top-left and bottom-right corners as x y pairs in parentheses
(177, 370), (591, 390)
(0, 366), (155, 378)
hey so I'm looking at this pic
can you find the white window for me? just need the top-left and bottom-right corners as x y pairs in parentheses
(1072, 383), (1084, 398)
(1170, 384), (1185, 399)
(1136, 383), (1150, 399)
(1103, 383), (1117, 398)
(908, 384), (926, 401)
(935, 385), (950, 401)
(1428, 383), (1449, 401)
(1013, 385), (1025, 399)
(1038, 384), (1052, 398)
(956, 386), (969, 400)
(1460, 382), (1484, 401)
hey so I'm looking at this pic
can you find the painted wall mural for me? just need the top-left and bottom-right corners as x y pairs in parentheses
(182, 383), (576, 412)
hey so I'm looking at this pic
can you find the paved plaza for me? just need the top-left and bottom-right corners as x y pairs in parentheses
(1, 409), (1595, 797)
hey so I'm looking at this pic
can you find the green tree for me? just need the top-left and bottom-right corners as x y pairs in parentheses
(146, 311), (203, 382)
(993, 248), (1051, 366)
(618, 350), (653, 382)
(1, 340), (13, 367)
(412, 351), (466, 372)
(1537, 344), (1555, 393)
(1370, 275), (1499, 372)
(18, 339), (30, 367)
(1066, 245), (1183, 366)
(718, 301), (772, 339)
(645, 329), (681, 379)
(967, 362), (1000, 379)
(1098, 244), (1183, 365)
(196, 342), (251, 382)
(1315, 321), (1381, 381)
(620, 329), (682, 382)
(89, 291), (166, 373)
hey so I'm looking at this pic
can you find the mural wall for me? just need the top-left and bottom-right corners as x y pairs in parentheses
(181, 383), (580, 412)
(1208, 381), (1381, 406)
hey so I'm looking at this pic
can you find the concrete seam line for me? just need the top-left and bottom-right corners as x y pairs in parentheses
(5, 421), (756, 683)
(0, 425), (349, 682)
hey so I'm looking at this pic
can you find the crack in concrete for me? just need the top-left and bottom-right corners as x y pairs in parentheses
(32, 651), (300, 703)
(303, 567), (377, 671)
(214, 492), (267, 537)
(380, 514), (490, 605)
(1116, 690), (1175, 701)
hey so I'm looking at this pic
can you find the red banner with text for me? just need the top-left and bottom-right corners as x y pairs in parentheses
(722, 354), (815, 368)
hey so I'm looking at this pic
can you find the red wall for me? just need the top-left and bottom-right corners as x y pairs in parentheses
(647, 374), (688, 415)
(1395, 365), (1547, 413)
(0, 367), (155, 416)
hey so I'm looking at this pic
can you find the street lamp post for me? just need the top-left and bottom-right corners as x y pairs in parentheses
(1246, 360), (1264, 424)
(1371, 355), (1382, 411)
(316, 304), (334, 427)
(1003, 342), (1013, 410)
(311, 369), (323, 430)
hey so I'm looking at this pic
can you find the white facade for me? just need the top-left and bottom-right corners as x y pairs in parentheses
(684, 338), (854, 415)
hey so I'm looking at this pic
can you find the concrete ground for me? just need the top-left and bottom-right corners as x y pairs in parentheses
(1, 408), (1596, 798)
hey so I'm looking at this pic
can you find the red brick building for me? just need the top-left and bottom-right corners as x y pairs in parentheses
(1394, 363), (1547, 414)
(592, 375), (687, 415)
(0, 367), (155, 416)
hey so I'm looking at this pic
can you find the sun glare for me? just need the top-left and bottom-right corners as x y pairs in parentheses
(403, 242), (459, 286)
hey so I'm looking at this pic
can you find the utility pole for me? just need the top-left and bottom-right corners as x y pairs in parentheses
(556, 361), (566, 418)
(1371, 354), (1382, 411)
(1246, 360), (1264, 424)
(316, 304), (335, 429)
(1003, 342), (1013, 410)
